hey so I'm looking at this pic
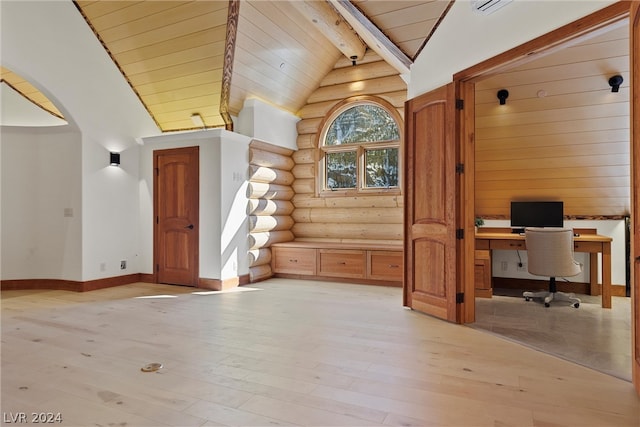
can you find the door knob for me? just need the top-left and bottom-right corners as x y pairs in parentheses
(185, 224), (194, 229)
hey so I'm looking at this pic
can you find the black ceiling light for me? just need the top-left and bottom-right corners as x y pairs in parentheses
(497, 89), (509, 105)
(608, 74), (623, 92)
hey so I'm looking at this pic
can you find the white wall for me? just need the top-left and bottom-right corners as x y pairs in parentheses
(409, 0), (617, 97)
(1, 127), (82, 280)
(139, 129), (251, 281)
(1, 0), (160, 282)
(220, 134), (251, 280)
(82, 135), (143, 280)
(236, 98), (300, 151)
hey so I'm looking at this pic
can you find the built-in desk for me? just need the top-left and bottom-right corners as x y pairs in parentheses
(475, 228), (612, 308)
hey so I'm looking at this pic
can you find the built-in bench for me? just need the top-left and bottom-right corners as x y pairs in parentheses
(271, 241), (403, 286)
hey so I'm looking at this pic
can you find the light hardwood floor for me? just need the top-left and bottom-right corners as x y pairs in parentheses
(2, 279), (638, 426)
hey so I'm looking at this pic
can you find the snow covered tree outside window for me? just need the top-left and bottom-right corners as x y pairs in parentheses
(365, 148), (398, 188)
(325, 104), (399, 146)
(320, 100), (401, 193)
(326, 151), (357, 189)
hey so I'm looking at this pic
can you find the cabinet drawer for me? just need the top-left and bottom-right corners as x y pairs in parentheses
(318, 249), (366, 278)
(368, 251), (402, 281)
(490, 239), (525, 250)
(272, 247), (316, 275)
(574, 241), (602, 252)
(474, 250), (492, 291)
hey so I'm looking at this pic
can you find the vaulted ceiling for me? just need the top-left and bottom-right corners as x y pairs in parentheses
(1, 0), (451, 133)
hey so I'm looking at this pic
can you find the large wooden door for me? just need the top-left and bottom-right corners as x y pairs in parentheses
(403, 83), (459, 322)
(154, 146), (199, 286)
(631, 0), (640, 397)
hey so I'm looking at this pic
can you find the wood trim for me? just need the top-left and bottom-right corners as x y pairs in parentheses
(630, 0), (640, 396)
(477, 215), (630, 221)
(460, 80), (476, 323)
(273, 273), (401, 288)
(198, 274), (250, 291)
(2, 274), (252, 293)
(413, 0), (455, 61)
(454, 1), (631, 82)
(272, 241), (402, 251)
(140, 273), (155, 283)
(3, 274), (145, 292)
(220, 0), (240, 131)
(2, 279), (83, 292)
(0, 78), (65, 120)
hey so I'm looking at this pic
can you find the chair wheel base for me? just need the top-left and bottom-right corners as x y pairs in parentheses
(522, 290), (580, 308)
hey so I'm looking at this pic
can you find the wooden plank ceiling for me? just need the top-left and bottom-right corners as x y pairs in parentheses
(6, 0), (449, 133)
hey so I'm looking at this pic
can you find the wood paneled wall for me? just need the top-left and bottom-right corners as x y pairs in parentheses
(291, 52), (406, 244)
(475, 25), (630, 219)
(247, 140), (295, 282)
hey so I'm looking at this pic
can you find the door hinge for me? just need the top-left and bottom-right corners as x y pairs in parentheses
(456, 292), (465, 304)
(156, 264), (159, 272)
(456, 229), (464, 239)
(155, 167), (159, 176)
(156, 216), (159, 224)
(456, 99), (464, 110)
(455, 163), (464, 174)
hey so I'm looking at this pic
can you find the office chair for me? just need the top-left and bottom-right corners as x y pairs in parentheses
(523, 227), (582, 308)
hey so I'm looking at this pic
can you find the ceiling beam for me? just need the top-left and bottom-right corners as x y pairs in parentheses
(328, 0), (412, 75)
(289, 0), (366, 62)
(220, 0), (240, 131)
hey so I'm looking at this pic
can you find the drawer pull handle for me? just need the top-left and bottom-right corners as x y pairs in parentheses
(338, 262), (346, 265)
(389, 264), (399, 268)
(509, 243), (521, 247)
(289, 259), (298, 263)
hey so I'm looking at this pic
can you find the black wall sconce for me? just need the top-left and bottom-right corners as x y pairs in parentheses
(110, 152), (120, 166)
(608, 75), (623, 92)
(497, 89), (509, 105)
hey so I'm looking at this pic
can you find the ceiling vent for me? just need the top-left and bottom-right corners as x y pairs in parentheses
(472, 0), (513, 15)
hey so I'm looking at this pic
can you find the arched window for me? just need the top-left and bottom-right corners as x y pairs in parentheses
(318, 97), (402, 194)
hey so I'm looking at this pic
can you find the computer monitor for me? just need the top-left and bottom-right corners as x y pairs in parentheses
(510, 201), (564, 232)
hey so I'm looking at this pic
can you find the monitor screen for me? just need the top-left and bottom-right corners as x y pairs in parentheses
(510, 201), (564, 229)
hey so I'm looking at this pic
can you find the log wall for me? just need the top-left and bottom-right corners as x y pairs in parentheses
(292, 52), (406, 245)
(248, 140), (295, 282)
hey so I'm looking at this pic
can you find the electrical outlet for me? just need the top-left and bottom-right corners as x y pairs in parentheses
(120, 260), (127, 270)
(100, 262), (106, 272)
(517, 262), (527, 272)
(501, 261), (508, 271)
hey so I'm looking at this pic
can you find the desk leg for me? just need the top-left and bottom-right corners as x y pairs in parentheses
(589, 253), (598, 296)
(602, 242), (611, 309)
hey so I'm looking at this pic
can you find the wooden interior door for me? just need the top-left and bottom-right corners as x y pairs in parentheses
(631, 0), (640, 397)
(403, 83), (460, 322)
(154, 146), (199, 286)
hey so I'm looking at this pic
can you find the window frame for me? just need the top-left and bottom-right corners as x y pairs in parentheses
(317, 96), (403, 197)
